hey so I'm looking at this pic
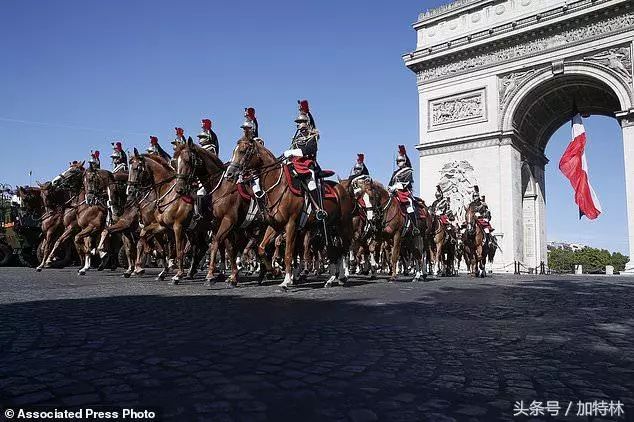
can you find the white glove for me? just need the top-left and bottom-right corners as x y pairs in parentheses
(393, 182), (404, 190)
(388, 185), (395, 193)
(283, 148), (303, 158)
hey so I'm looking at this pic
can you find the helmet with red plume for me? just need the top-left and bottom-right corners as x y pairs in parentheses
(201, 119), (212, 131)
(150, 136), (159, 145)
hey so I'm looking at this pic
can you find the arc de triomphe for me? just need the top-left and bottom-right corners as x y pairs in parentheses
(404, 0), (634, 273)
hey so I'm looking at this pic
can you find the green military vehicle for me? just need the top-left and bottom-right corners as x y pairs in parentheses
(0, 184), (42, 267)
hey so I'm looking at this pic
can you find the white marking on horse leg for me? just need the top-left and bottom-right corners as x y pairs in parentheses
(324, 275), (336, 287)
(279, 273), (293, 288)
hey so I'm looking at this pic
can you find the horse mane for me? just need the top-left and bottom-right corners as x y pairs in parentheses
(142, 153), (175, 173)
(174, 143), (226, 169)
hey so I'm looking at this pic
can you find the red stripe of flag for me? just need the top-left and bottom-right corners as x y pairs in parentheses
(558, 113), (602, 220)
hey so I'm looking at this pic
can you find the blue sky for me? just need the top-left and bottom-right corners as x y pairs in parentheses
(0, 0), (628, 254)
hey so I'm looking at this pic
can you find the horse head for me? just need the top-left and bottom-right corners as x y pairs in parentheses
(464, 205), (476, 235)
(225, 135), (270, 181)
(52, 160), (85, 189)
(127, 148), (150, 197)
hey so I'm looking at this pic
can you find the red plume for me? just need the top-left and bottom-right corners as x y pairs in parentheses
(398, 145), (406, 155)
(201, 119), (212, 131)
(246, 107), (256, 119)
(114, 141), (122, 151)
(175, 127), (184, 137)
(357, 153), (364, 164)
(298, 100), (309, 113)
(94, 150), (100, 158)
(150, 136), (158, 145)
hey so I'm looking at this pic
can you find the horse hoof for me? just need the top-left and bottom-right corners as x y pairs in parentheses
(78, 270), (86, 276)
(122, 272), (131, 279)
(338, 277), (348, 286)
(134, 269), (145, 276)
(204, 279), (215, 288)
(170, 279), (180, 285)
(389, 277), (398, 283)
(36, 267), (42, 272)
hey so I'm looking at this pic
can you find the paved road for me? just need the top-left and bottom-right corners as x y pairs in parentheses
(0, 268), (633, 421)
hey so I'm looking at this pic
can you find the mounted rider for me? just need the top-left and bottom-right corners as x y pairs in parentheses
(349, 153), (375, 223)
(241, 107), (266, 199)
(283, 100), (327, 221)
(430, 185), (449, 216)
(470, 185), (494, 233)
(147, 136), (172, 162)
(388, 145), (419, 235)
(88, 150), (101, 170)
(110, 141), (128, 173)
(197, 119), (219, 155)
(171, 127), (186, 150)
(348, 153), (370, 184)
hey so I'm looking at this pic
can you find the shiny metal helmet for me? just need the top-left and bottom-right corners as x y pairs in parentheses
(435, 185), (443, 200)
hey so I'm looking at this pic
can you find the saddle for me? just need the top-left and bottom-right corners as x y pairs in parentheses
(283, 165), (337, 201)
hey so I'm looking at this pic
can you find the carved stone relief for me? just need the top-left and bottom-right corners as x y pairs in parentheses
(417, 12), (634, 83)
(437, 160), (478, 223)
(583, 47), (632, 81)
(498, 68), (540, 110)
(430, 89), (486, 128)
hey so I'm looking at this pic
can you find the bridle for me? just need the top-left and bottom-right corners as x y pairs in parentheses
(176, 147), (205, 195)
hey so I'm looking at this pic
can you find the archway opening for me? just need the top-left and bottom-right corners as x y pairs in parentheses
(509, 72), (629, 271)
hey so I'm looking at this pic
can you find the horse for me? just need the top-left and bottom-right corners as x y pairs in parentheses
(355, 178), (429, 281)
(463, 205), (489, 277)
(128, 149), (194, 283)
(40, 161), (87, 271)
(174, 138), (257, 286)
(71, 167), (116, 275)
(428, 212), (458, 277)
(224, 135), (353, 289)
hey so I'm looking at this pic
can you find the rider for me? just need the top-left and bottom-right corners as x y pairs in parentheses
(110, 141), (128, 173)
(388, 145), (419, 235)
(348, 153), (374, 223)
(430, 185), (449, 217)
(283, 100), (326, 220)
(171, 127), (186, 150)
(348, 153), (370, 183)
(471, 185), (494, 235)
(197, 119), (219, 155)
(241, 107), (266, 199)
(147, 136), (172, 162)
(89, 150), (101, 170)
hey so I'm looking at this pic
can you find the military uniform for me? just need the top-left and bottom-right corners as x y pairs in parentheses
(147, 136), (171, 162)
(283, 100), (326, 220)
(89, 150), (101, 170)
(388, 145), (419, 235)
(241, 108), (267, 199)
(349, 153), (374, 222)
(110, 141), (128, 173)
(198, 119), (219, 155)
(171, 127), (186, 150)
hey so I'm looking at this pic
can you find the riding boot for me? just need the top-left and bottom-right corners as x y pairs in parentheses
(189, 195), (204, 231)
(307, 173), (327, 221)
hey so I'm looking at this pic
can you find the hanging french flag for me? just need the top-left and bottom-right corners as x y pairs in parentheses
(558, 110), (602, 220)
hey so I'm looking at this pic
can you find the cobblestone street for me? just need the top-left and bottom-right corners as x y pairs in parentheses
(0, 268), (633, 421)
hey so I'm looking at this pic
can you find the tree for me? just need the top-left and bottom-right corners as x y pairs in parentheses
(547, 247), (629, 273)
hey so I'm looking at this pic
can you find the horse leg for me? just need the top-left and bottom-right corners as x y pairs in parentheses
(280, 222), (297, 289)
(257, 226), (278, 280)
(121, 232), (135, 278)
(226, 239), (240, 287)
(206, 217), (234, 284)
(75, 226), (95, 275)
(389, 232), (402, 282)
(171, 223), (185, 284)
(46, 225), (76, 267)
(36, 228), (55, 271)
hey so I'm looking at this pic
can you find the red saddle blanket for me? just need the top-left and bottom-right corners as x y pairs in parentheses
(290, 157), (314, 175)
(477, 218), (494, 231)
(283, 165), (338, 201)
(395, 190), (412, 204)
(440, 214), (449, 225)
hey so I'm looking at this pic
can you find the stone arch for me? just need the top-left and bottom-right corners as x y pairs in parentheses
(502, 64), (633, 149)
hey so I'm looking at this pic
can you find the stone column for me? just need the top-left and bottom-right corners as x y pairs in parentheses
(622, 115), (634, 274)
(496, 141), (523, 272)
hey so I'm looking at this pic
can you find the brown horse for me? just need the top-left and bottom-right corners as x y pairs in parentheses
(463, 205), (488, 277)
(174, 139), (257, 286)
(129, 149), (194, 283)
(40, 161), (86, 271)
(225, 136), (353, 289)
(428, 214), (457, 277)
(355, 178), (429, 281)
